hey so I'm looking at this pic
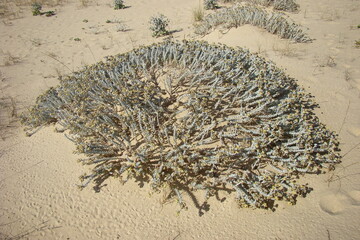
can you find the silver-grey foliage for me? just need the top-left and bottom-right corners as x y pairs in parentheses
(149, 14), (170, 37)
(204, 0), (219, 10)
(21, 41), (340, 210)
(223, 0), (299, 12)
(195, 4), (309, 42)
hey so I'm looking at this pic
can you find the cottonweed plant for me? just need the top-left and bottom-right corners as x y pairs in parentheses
(204, 0), (219, 10)
(21, 40), (340, 211)
(194, 4), (310, 42)
(149, 14), (170, 37)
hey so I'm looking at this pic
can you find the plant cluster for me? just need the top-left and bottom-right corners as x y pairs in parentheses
(114, 0), (126, 10)
(149, 14), (170, 37)
(194, 4), (311, 42)
(204, 0), (219, 10)
(21, 40), (340, 210)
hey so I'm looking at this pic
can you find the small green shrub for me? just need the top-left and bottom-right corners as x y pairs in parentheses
(32, 2), (42, 16)
(149, 14), (170, 37)
(114, 0), (125, 9)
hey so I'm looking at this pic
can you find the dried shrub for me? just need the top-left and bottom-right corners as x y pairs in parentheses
(21, 41), (340, 210)
(194, 4), (311, 42)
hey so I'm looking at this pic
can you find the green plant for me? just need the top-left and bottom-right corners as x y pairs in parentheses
(32, 2), (42, 16)
(204, 0), (218, 10)
(74, 37), (81, 41)
(149, 14), (170, 37)
(21, 40), (340, 211)
(114, 0), (125, 9)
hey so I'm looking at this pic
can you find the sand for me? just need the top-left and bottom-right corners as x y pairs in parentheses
(0, 0), (359, 239)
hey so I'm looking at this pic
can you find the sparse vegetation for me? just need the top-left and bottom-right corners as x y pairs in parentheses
(149, 14), (170, 37)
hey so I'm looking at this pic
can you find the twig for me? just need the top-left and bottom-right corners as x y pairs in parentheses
(342, 141), (360, 158)
(42, 51), (73, 73)
(338, 100), (350, 135)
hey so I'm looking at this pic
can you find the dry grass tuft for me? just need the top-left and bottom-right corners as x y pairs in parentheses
(192, 5), (205, 22)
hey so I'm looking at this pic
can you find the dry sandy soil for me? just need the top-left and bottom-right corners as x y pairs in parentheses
(0, 0), (360, 239)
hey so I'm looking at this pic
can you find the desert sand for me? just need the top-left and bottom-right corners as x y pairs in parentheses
(0, 0), (359, 239)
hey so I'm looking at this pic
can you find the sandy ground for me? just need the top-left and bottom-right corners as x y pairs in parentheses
(0, 0), (359, 239)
